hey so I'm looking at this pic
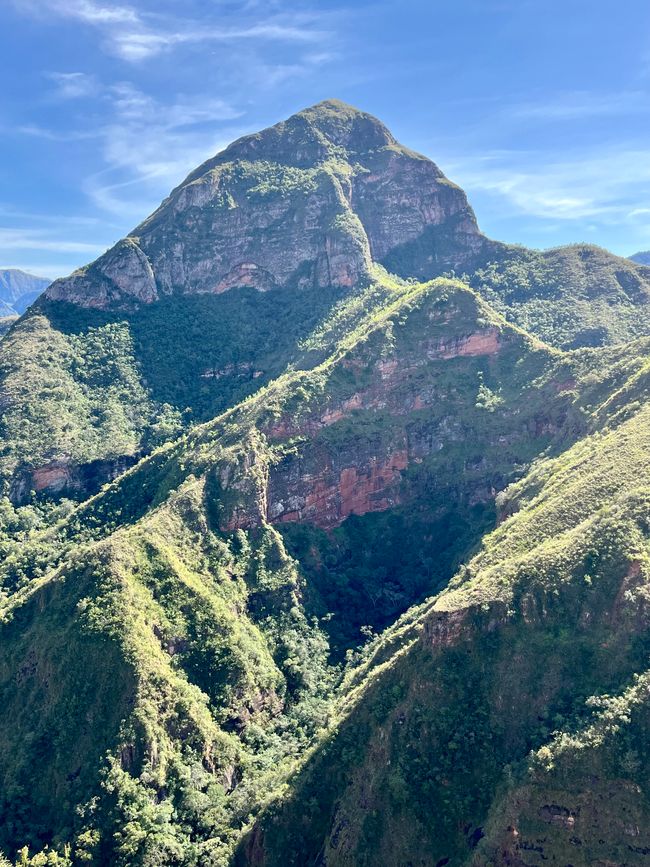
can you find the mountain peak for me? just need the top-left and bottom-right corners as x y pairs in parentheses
(45, 102), (483, 309)
(184, 98), (400, 179)
(293, 98), (398, 148)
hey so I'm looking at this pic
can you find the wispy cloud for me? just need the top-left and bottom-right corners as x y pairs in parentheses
(15, 76), (245, 217)
(12, 1), (340, 221)
(19, 0), (140, 25)
(0, 204), (119, 229)
(17, 0), (333, 61)
(8, 0), (344, 269)
(0, 209), (119, 278)
(109, 82), (239, 127)
(46, 70), (99, 99)
(0, 227), (107, 254)
(444, 147), (650, 222)
(84, 83), (242, 215)
(17, 124), (100, 141)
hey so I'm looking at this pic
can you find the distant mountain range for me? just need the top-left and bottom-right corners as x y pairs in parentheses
(630, 250), (650, 265)
(0, 268), (51, 317)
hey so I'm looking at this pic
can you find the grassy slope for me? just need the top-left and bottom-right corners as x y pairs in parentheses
(3, 238), (650, 500)
(0, 275), (409, 496)
(0, 476), (337, 865)
(0, 314), (153, 483)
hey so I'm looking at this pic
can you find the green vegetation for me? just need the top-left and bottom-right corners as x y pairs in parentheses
(2, 101), (650, 866)
(472, 243), (650, 348)
(0, 282), (374, 498)
(240, 359), (650, 867)
(1, 272), (650, 865)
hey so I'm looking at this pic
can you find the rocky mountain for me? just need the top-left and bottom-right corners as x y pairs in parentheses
(3, 102), (650, 505)
(630, 250), (650, 265)
(45, 100), (481, 309)
(0, 268), (51, 315)
(1, 101), (650, 867)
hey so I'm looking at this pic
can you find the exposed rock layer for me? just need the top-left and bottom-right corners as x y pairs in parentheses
(45, 100), (483, 308)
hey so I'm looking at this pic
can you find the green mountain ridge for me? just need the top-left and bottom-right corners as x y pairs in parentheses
(1, 101), (650, 867)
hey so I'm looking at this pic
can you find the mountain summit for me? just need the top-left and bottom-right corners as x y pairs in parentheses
(46, 100), (483, 308)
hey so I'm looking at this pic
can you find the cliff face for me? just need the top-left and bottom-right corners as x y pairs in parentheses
(215, 288), (564, 535)
(44, 100), (483, 309)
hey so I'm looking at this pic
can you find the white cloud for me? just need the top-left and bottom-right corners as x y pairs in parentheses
(17, 124), (100, 141)
(15, 77), (244, 217)
(10, 0), (342, 248)
(0, 205), (119, 230)
(443, 148), (650, 222)
(46, 71), (99, 99)
(629, 207), (650, 218)
(22, 0), (140, 25)
(88, 84), (241, 212)
(508, 90), (649, 121)
(17, 0), (332, 62)
(109, 82), (240, 126)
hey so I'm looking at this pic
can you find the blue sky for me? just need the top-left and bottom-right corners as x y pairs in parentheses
(2, 0), (650, 279)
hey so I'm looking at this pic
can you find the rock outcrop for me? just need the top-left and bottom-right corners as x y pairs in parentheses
(45, 100), (484, 309)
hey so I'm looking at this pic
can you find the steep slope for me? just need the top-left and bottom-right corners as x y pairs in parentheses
(45, 100), (481, 309)
(0, 276), (629, 865)
(238, 360), (650, 867)
(0, 100), (485, 500)
(2, 102), (650, 503)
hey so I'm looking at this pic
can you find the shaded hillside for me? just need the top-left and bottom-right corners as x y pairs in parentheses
(237, 356), (650, 867)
